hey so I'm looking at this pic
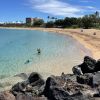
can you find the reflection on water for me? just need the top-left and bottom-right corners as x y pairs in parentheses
(0, 28), (91, 79)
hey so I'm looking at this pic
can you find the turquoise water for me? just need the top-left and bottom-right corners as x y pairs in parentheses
(0, 28), (91, 79)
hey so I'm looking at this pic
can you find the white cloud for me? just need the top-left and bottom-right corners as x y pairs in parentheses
(28, 0), (83, 17)
(28, 0), (98, 17)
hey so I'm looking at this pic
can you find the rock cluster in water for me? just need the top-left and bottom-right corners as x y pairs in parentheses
(0, 56), (100, 100)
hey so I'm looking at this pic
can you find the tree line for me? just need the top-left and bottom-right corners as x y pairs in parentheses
(30, 11), (100, 29)
(45, 11), (100, 29)
(0, 11), (99, 29)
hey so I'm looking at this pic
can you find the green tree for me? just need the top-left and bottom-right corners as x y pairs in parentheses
(47, 16), (50, 22)
(95, 11), (99, 18)
(82, 15), (93, 29)
(33, 19), (44, 27)
(63, 17), (72, 27)
(54, 19), (64, 28)
(45, 21), (54, 28)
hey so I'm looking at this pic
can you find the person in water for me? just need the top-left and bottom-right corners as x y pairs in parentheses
(37, 48), (41, 54)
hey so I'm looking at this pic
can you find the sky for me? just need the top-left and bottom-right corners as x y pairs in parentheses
(0, 0), (100, 22)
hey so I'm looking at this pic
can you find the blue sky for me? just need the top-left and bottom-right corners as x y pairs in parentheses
(0, 0), (100, 22)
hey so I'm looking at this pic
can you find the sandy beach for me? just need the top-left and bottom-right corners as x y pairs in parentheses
(1, 27), (100, 60)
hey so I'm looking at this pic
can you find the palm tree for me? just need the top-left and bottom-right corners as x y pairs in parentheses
(95, 11), (99, 18)
(95, 11), (100, 27)
(47, 16), (50, 22)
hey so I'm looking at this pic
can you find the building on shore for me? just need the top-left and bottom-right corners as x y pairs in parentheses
(26, 17), (43, 26)
(26, 18), (33, 26)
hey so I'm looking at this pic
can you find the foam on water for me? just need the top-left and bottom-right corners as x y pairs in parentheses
(0, 28), (92, 90)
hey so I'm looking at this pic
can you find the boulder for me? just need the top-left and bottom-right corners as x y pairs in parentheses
(61, 73), (76, 82)
(43, 77), (70, 100)
(28, 72), (41, 83)
(11, 72), (45, 96)
(93, 72), (100, 86)
(0, 91), (16, 100)
(80, 56), (96, 74)
(28, 72), (45, 87)
(72, 65), (83, 75)
(77, 74), (93, 86)
(11, 81), (28, 96)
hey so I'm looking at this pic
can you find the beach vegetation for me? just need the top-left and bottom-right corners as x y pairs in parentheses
(33, 19), (44, 27)
(81, 15), (94, 29)
(45, 11), (100, 29)
(45, 21), (55, 28)
(0, 11), (100, 29)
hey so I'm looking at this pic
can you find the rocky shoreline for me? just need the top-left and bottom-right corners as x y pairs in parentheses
(0, 56), (100, 100)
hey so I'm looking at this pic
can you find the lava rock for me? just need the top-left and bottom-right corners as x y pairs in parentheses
(28, 72), (41, 83)
(61, 73), (77, 82)
(93, 72), (100, 86)
(77, 73), (93, 86)
(11, 82), (28, 96)
(80, 56), (96, 74)
(43, 77), (70, 100)
(28, 72), (45, 87)
(72, 65), (83, 75)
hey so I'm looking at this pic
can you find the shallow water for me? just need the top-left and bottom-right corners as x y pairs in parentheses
(0, 28), (91, 80)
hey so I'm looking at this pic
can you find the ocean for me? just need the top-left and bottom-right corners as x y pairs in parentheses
(0, 28), (91, 79)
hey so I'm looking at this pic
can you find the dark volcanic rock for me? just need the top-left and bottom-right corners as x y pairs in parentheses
(72, 56), (96, 75)
(72, 56), (97, 75)
(28, 72), (41, 83)
(61, 73), (77, 82)
(93, 72), (100, 86)
(27, 72), (45, 95)
(80, 56), (96, 74)
(72, 65), (83, 75)
(43, 76), (94, 100)
(11, 72), (45, 96)
(28, 72), (45, 86)
(43, 77), (70, 100)
(77, 74), (93, 86)
(11, 82), (28, 96)
(2, 56), (100, 100)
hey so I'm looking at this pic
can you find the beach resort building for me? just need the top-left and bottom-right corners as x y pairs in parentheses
(26, 17), (43, 26)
